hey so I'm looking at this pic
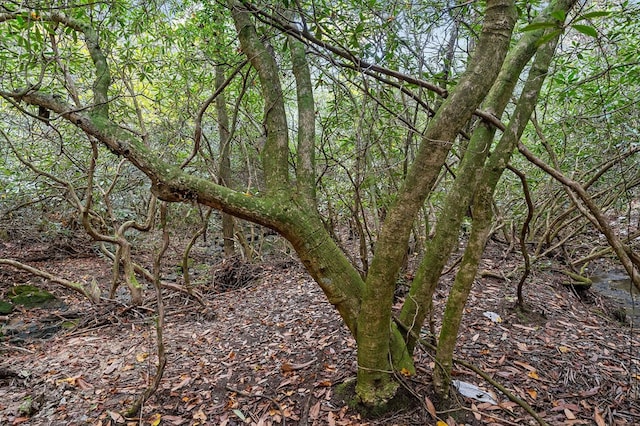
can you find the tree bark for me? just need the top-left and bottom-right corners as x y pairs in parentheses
(355, 0), (516, 406)
(216, 64), (236, 257)
(399, 0), (578, 352)
(432, 19), (567, 399)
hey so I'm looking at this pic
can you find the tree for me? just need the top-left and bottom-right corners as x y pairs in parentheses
(1, 0), (606, 410)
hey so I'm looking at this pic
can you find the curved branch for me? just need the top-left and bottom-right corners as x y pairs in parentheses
(518, 141), (640, 291)
(0, 259), (100, 303)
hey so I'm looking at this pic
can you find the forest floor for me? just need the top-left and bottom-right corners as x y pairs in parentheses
(0, 233), (639, 426)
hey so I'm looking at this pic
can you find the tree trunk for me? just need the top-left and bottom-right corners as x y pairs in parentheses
(355, 0), (516, 406)
(432, 19), (567, 400)
(399, 0), (578, 352)
(215, 64), (236, 257)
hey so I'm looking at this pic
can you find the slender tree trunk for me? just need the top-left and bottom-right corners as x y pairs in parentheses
(399, 0), (577, 352)
(216, 64), (236, 257)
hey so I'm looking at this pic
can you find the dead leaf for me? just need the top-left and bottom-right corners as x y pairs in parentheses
(193, 407), (207, 421)
(425, 396), (437, 419)
(471, 403), (481, 421)
(309, 401), (321, 419)
(149, 413), (161, 426)
(526, 389), (538, 399)
(162, 415), (187, 425)
(594, 408), (606, 426)
(579, 386), (600, 397)
(527, 370), (540, 380)
(514, 361), (536, 371)
(76, 377), (93, 390)
(171, 375), (192, 391)
(565, 408), (576, 420)
(327, 411), (336, 426)
(107, 410), (125, 423)
(136, 352), (149, 362)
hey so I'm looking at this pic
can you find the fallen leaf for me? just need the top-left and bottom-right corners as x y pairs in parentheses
(107, 410), (125, 423)
(527, 370), (540, 380)
(171, 375), (192, 391)
(594, 408), (606, 426)
(149, 413), (161, 426)
(425, 396), (437, 419)
(471, 403), (481, 421)
(309, 401), (321, 419)
(327, 411), (336, 426)
(56, 376), (78, 386)
(526, 389), (538, 399)
(514, 361), (536, 371)
(558, 345), (570, 353)
(564, 408), (576, 420)
(136, 352), (149, 362)
(162, 415), (187, 425)
(579, 386), (600, 397)
(76, 377), (93, 390)
(194, 407), (207, 421)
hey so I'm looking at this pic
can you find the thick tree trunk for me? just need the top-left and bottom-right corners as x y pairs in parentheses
(432, 22), (566, 400)
(355, 0), (516, 406)
(399, 0), (578, 352)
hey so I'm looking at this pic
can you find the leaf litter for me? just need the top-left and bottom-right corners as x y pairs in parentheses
(0, 238), (638, 425)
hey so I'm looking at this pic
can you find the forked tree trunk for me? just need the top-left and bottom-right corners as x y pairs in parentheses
(432, 21), (566, 399)
(399, 0), (578, 356)
(355, 0), (517, 405)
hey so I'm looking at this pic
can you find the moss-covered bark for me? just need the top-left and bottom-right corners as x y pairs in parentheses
(399, 0), (578, 352)
(432, 21), (566, 400)
(355, 0), (516, 406)
(215, 64), (236, 257)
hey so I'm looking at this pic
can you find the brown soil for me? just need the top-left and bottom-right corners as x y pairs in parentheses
(0, 236), (638, 425)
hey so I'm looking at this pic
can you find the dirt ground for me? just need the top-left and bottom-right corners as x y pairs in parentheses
(0, 235), (639, 425)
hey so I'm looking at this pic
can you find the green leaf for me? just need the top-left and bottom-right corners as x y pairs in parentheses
(571, 24), (598, 38)
(550, 10), (566, 22)
(521, 22), (558, 32)
(536, 29), (562, 47)
(577, 11), (611, 21)
(232, 409), (246, 420)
